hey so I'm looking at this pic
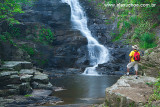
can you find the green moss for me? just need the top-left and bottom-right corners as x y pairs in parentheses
(129, 102), (135, 107)
(33, 26), (55, 45)
(20, 45), (35, 56)
(123, 21), (131, 30)
(152, 23), (159, 29)
(140, 65), (147, 70)
(129, 15), (139, 25)
(24, 94), (32, 97)
(105, 99), (110, 106)
(0, 35), (7, 42)
(105, 19), (111, 24)
(146, 82), (154, 87)
(147, 76), (160, 106)
(116, 97), (121, 103)
(36, 59), (48, 66)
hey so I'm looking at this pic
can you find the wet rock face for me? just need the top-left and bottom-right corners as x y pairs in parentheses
(11, 0), (88, 69)
(50, 30), (88, 68)
(0, 41), (30, 61)
(17, 0), (71, 30)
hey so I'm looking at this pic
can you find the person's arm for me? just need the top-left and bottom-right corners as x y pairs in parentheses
(129, 56), (131, 62)
(129, 51), (133, 63)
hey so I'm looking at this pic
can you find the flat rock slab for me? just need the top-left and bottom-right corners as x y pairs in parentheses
(31, 89), (52, 97)
(32, 73), (49, 84)
(2, 61), (33, 70)
(19, 69), (35, 75)
(20, 74), (33, 82)
(0, 71), (18, 77)
(31, 82), (53, 90)
(105, 76), (157, 107)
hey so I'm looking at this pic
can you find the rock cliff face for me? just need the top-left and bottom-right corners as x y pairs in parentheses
(0, 0), (131, 74)
(0, 0), (88, 69)
(139, 42), (160, 77)
(18, 0), (71, 30)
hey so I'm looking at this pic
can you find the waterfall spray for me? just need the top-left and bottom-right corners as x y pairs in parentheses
(62, 0), (109, 76)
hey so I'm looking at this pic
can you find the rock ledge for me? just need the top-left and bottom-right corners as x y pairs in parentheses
(105, 76), (157, 107)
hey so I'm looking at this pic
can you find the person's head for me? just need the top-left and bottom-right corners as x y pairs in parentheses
(132, 45), (138, 50)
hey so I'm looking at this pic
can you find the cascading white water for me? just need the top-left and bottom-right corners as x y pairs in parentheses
(62, 0), (109, 76)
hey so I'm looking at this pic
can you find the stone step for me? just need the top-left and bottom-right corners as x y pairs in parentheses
(2, 61), (33, 71)
(20, 74), (33, 82)
(31, 82), (53, 90)
(32, 73), (49, 84)
(0, 67), (14, 72)
(0, 72), (21, 86)
(31, 89), (52, 97)
(19, 69), (36, 75)
(0, 89), (19, 96)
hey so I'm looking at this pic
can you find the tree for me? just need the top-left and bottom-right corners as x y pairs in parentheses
(0, 0), (33, 24)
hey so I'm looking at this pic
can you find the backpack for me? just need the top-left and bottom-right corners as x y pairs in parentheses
(134, 51), (140, 61)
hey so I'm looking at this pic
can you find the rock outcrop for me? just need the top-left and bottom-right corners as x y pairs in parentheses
(0, 0), (131, 74)
(0, 0), (88, 69)
(105, 76), (157, 107)
(0, 61), (53, 97)
(139, 44), (160, 77)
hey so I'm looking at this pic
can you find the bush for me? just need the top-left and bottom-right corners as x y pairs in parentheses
(129, 15), (139, 25)
(133, 21), (152, 41)
(38, 27), (54, 44)
(0, 35), (7, 42)
(20, 45), (35, 56)
(123, 21), (131, 29)
(0, 0), (34, 24)
(140, 33), (157, 49)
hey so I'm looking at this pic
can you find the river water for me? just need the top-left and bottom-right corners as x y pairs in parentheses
(50, 75), (120, 105)
(49, 0), (119, 106)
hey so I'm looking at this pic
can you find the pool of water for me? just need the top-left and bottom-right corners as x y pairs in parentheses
(50, 75), (120, 105)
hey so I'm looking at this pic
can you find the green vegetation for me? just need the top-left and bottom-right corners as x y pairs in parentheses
(146, 73), (160, 106)
(32, 25), (55, 45)
(24, 94), (32, 97)
(35, 59), (48, 66)
(139, 33), (157, 49)
(38, 27), (55, 45)
(20, 45), (35, 56)
(0, 0), (33, 24)
(0, 31), (17, 46)
(93, 0), (159, 49)
(91, 1), (159, 105)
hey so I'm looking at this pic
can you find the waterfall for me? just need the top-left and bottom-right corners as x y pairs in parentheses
(62, 0), (109, 76)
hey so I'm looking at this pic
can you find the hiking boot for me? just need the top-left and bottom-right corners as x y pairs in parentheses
(126, 72), (129, 76)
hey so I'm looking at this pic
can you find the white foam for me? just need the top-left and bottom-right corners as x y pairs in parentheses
(62, 0), (109, 76)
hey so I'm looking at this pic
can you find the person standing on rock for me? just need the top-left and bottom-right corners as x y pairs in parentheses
(127, 45), (140, 79)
